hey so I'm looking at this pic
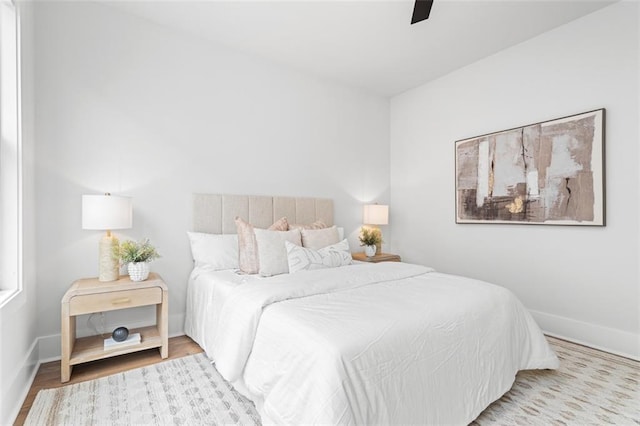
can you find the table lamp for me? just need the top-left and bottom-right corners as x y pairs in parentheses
(363, 204), (388, 255)
(82, 193), (132, 282)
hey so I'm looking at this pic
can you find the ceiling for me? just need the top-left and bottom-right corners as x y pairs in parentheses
(108, 0), (616, 97)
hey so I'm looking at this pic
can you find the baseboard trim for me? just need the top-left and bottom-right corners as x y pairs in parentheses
(3, 337), (39, 426)
(530, 309), (640, 361)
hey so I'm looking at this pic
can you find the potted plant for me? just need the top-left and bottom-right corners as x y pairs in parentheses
(113, 239), (160, 281)
(359, 227), (382, 257)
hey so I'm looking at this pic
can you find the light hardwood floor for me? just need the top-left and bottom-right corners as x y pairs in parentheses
(14, 335), (203, 426)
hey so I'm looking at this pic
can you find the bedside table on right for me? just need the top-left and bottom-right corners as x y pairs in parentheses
(352, 252), (401, 263)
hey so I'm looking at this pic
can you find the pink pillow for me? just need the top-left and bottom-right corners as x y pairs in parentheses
(235, 216), (289, 274)
(289, 220), (328, 230)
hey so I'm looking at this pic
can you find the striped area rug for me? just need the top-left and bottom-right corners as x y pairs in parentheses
(25, 354), (260, 425)
(26, 337), (639, 425)
(473, 336), (639, 425)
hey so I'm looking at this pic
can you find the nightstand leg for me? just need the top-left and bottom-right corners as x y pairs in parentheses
(157, 290), (168, 358)
(61, 306), (75, 382)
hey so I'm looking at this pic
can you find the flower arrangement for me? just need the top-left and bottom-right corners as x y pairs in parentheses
(358, 227), (382, 247)
(113, 239), (161, 264)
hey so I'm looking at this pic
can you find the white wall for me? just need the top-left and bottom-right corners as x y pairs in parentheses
(9, 2), (636, 421)
(390, 2), (639, 358)
(34, 2), (389, 352)
(0, 1), (39, 423)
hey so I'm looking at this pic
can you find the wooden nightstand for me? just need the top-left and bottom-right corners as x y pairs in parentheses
(352, 252), (402, 263)
(60, 272), (168, 382)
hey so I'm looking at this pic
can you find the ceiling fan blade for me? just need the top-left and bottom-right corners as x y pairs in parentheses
(411, 0), (434, 24)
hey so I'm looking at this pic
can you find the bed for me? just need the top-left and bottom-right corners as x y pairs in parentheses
(185, 194), (559, 425)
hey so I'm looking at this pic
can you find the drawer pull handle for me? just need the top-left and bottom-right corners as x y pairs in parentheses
(112, 297), (131, 304)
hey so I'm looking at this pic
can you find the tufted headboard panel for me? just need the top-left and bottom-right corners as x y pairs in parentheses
(192, 194), (334, 234)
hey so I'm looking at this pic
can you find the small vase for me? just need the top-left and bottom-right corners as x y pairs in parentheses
(128, 262), (150, 281)
(364, 245), (376, 257)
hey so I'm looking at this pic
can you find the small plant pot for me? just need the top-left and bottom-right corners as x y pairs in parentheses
(128, 262), (150, 282)
(364, 245), (376, 257)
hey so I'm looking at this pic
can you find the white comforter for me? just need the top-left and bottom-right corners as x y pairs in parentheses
(208, 262), (558, 425)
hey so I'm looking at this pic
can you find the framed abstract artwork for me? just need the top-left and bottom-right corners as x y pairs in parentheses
(455, 109), (605, 225)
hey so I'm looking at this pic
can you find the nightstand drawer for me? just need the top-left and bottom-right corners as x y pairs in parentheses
(69, 287), (162, 315)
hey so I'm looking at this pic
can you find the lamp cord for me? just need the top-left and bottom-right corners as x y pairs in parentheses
(87, 312), (107, 338)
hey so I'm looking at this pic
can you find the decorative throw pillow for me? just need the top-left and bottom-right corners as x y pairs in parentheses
(235, 216), (289, 274)
(289, 220), (328, 230)
(187, 232), (238, 270)
(286, 239), (352, 274)
(300, 226), (340, 250)
(254, 228), (302, 277)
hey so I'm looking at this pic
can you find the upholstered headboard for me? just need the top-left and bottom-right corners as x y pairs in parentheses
(192, 194), (334, 234)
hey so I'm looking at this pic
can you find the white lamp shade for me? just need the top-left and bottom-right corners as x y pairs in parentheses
(363, 204), (389, 225)
(82, 194), (132, 230)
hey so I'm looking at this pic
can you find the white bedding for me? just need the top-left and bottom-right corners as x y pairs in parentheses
(185, 262), (558, 425)
(184, 266), (255, 356)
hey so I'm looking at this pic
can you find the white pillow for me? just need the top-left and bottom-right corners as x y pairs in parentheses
(187, 232), (238, 270)
(286, 239), (352, 274)
(254, 228), (302, 277)
(301, 226), (340, 250)
(235, 216), (289, 275)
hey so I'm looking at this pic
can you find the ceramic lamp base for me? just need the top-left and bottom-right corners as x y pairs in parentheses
(98, 234), (119, 282)
(373, 227), (383, 255)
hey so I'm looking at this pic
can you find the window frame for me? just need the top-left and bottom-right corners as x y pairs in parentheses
(0, 0), (23, 308)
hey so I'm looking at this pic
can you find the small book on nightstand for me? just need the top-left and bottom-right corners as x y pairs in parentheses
(104, 333), (141, 350)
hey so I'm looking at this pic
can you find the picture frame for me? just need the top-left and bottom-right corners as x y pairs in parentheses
(455, 109), (605, 226)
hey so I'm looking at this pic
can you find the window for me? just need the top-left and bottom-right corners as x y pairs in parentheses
(0, 0), (22, 306)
